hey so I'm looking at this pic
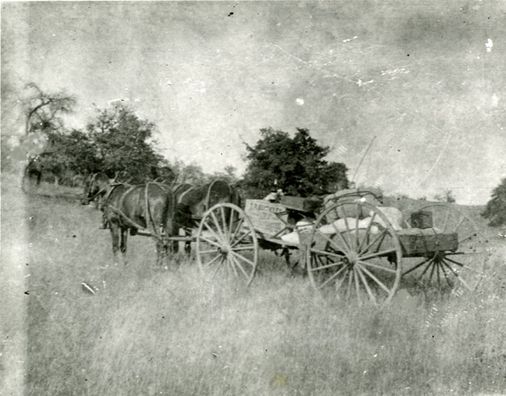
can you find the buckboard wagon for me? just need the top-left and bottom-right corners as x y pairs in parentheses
(195, 191), (489, 305)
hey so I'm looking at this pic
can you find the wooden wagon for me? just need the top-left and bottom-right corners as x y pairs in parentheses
(194, 191), (489, 305)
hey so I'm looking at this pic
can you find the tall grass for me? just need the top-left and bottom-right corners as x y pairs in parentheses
(3, 177), (506, 395)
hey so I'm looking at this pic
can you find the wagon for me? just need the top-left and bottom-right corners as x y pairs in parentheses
(194, 190), (490, 305)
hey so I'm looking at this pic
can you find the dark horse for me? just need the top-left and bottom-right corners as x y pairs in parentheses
(82, 175), (175, 265)
(102, 183), (175, 265)
(81, 172), (112, 208)
(172, 180), (242, 253)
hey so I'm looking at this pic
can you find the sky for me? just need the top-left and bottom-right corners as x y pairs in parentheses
(2, 1), (505, 204)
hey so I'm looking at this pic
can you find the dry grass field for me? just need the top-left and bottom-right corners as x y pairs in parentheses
(2, 174), (506, 395)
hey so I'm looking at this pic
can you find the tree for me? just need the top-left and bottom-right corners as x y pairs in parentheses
(482, 178), (506, 226)
(242, 127), (349, 198)
(23, 83), (76, 136)
(434, 189), (456, 203)
(86, 103), (164, 182)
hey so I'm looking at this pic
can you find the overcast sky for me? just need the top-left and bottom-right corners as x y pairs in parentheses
(2, 1), (505, 204)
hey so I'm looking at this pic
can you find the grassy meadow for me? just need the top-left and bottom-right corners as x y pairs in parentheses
(2, 174), (506, 395)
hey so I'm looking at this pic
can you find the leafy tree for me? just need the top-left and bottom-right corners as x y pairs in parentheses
(23, 82), (76, 136)
(482, 178), (506, 226)
(242, 127), (349, 198)
(434, 189), (456, 203)
(86, 104), (164, 182)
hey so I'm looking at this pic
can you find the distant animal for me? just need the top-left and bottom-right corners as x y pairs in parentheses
(23, 155), (44, 188)
(101, 182), (175, 265)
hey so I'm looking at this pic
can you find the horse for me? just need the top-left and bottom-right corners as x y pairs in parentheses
(81, 172), (114, 208)
(171, 180), (242, 253)
(101, 182), (175, 265)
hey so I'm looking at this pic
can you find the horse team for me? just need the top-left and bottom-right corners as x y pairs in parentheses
(81, 173), (241, 265)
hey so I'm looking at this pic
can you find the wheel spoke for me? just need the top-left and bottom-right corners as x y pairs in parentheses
(230, 254), (250, 279)
(230, 218), (244, 242)
(359, 229), (387, 256)
(358, 264), (391, 294)
(220, 206), (229, 238)
(442, 260), (473, 291)
(444, 256), (484, 275)
(211, 257), (225, 279)
(309, 248), (345, 259)
(230, 229), (251, 248)
(199, 248), (219, 254)
(203, 253), (222, 267)
(210, 211), (226, 241)
(345, 270), (354, 300)
(441, 208), (451, 232)
(417, 258), (434, 281)
(402, 257), (432, 276)
(232, 245), (255, 251)
(357, 212), (376, 252)
(360, 248), (397, 261)
(358, 260), (397, 274)
(355, 265), (377, 304)
(317, 265), (347, 289)
(355, 204), (360, 249)
(439, 261), (453, 288)
(230, 250), (256, 267)
(334, 270), (348, 296)
(227, 256), (239, 277)
(342, 215), (353, 250)
(354, 267), (362, 304)
(331, 223), (351, 254)
(309, 259), (345, 272)
(229, 208), (238, 241)
(203, 221), (223, 243)
(200, 236), (224, 249)
(455, 216), (466, 231)
(315, 230), (347, 254)
(458, 233), (478, 245)
(429, 260), (437, 284)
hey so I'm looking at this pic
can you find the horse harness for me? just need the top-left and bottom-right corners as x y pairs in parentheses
(103, 182), (169, 242)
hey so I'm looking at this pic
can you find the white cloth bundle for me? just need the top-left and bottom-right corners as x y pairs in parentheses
(319, 217), (380, 235)
(370, 207), (404, 231)
(280, 220), (313, 245)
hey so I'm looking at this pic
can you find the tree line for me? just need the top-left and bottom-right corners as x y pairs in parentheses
(3, 83), (505, 227)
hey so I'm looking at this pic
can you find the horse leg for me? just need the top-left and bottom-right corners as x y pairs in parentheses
(120, 228), (128, 264)
(110, 223), (121, 264)
(155, 238), (165, 266)
(184, 229), (192, 256)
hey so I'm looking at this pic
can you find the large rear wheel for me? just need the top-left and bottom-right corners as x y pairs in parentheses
(306, 201), (403, 305)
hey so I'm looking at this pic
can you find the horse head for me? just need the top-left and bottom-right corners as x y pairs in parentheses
(81, 172), (111, 206)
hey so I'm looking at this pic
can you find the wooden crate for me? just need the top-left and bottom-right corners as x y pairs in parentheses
(397, 229), (458, 256)
(244, 199), (288, 237)
(307, 228), (458, 257)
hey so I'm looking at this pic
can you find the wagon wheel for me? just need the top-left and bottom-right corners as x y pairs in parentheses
(196, 203), (258, 286)
(403, 203), (490, 294)
(306, 201), (403, 305)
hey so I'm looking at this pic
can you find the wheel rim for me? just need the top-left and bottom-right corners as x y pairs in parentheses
(403, 203), (490, 294)
(196, 203), (258, 286)
(307, 201), (403, 305)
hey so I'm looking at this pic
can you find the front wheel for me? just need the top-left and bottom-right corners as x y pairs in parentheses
(196, 203), (258, 286)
